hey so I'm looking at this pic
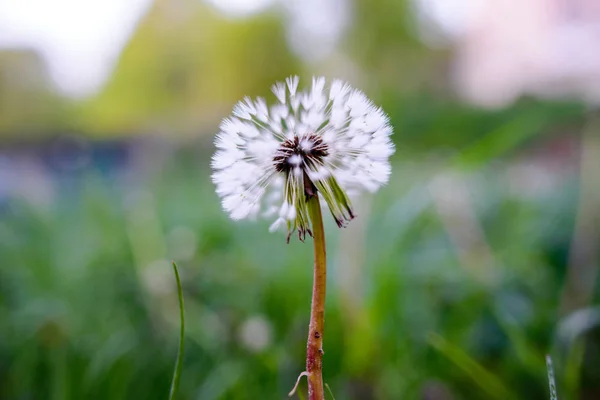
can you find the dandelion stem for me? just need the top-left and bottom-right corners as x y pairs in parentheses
(306, 194), (327, 400)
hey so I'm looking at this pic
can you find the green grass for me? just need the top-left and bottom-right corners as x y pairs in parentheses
(0, 138), (597, 399)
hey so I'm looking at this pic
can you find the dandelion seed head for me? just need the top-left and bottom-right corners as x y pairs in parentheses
(211, 76), (395, 240)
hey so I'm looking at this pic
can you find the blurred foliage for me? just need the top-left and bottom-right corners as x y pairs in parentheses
(1, 136), (599, 399)
(0, 0), (587, 147)
(0, 50), (69, 135)
(77, 0), (300, 136)
(347, 0), (447, 95)
(384, 95), (585, 152)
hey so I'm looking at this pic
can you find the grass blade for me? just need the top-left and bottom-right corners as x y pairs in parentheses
(546, 355), (558, 400)
(428, 333), (517, 400)
(325, 383), (336, 400)
(168, 261), (185, 400)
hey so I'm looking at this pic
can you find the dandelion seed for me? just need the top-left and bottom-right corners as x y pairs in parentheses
(211, 76), (395, 241)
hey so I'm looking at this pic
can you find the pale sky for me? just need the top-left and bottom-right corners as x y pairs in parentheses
(0, 0), (154, 97)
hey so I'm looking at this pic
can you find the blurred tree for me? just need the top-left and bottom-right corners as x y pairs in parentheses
(345, 0), (450, 96)
(0, 49), (68, 137)
(78, 0), (302, 137)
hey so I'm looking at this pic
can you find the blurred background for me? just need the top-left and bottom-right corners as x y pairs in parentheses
(0, 0), (599, 399)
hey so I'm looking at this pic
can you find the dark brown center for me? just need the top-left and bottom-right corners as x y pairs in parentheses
(273, 133), (329, 173)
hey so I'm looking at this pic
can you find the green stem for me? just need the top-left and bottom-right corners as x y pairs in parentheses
(169, 261), (185, 400)
(306, 195), (327, 400)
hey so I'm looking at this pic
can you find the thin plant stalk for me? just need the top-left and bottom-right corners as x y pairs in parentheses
(169, 261), (185, 400)
(306, 194), (327, 400)
(546, 355), (558, 400)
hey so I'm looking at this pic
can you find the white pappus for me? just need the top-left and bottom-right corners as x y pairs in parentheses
(211, 76), (394, 241)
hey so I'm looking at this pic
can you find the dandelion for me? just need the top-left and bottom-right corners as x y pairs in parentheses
(211, 76), (394, 400)
(211, 76), (394, 242)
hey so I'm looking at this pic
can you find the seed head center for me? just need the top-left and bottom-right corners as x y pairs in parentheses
(273, 133), (329, 173)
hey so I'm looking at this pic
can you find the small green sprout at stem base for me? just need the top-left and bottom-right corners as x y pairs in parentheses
(168, 261), (185, 400)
